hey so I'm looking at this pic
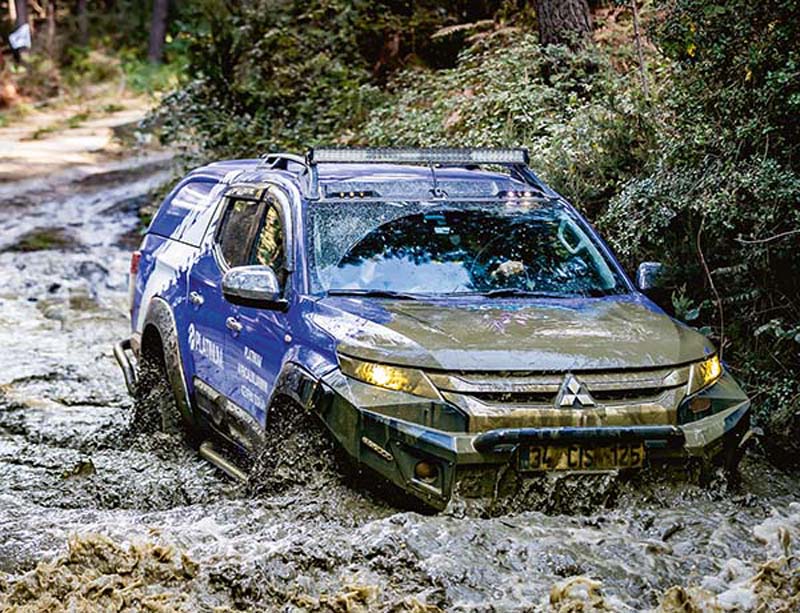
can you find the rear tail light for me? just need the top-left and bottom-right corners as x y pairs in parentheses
(130, 251), (142, 276)
(128, 251), (141, 314)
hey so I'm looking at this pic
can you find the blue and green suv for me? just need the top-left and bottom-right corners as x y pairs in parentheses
(115, 148), (752, 510)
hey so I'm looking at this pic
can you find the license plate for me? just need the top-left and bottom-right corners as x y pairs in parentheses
(518, 443), (646, 472)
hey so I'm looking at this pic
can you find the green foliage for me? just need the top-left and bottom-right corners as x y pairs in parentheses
(155, 0), (387, 157)
(154, 0), (516, 159)
(359, 33), (653, 215)
(599, 0), (800, 446)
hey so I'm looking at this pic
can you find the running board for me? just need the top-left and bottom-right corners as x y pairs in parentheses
(198, 441), (248, 482)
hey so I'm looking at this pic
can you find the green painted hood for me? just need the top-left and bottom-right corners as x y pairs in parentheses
(313, 295), (714, 372)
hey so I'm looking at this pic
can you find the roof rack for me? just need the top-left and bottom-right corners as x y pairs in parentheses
(258, 147), (549, 200)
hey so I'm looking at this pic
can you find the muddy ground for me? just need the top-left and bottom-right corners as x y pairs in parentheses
(0, 158), (799, 612)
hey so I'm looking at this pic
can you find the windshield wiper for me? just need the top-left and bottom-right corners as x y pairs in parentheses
(474, 288), (571, 299)
(326, 289), (421, 300)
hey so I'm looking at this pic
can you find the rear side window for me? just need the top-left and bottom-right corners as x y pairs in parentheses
(149, 179), (219, 246)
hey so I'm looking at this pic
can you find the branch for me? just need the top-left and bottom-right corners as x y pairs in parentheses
(735, 228), (800, 245)
(697, 218), (725, 360)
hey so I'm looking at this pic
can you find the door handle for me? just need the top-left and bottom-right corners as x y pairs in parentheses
(189, 291), (204, 306)
(225, 317), (243, 334)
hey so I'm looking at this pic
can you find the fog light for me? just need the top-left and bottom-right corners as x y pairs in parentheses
(414, 461), (439, 483)
(689, 397), (712, 413)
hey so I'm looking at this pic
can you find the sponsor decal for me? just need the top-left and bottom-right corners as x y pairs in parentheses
(237, 362), (269, 393)
(187, 323), (224, 368)
(244, 346), (263, 368)
(240, 385), (266, 409)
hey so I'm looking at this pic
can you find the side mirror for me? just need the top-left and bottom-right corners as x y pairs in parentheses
(222, 266), (286, 309)
(636, 261), (665, 292)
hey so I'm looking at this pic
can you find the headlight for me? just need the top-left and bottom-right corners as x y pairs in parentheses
(688, 355), (723, 395)
(338, 355), (440, 400)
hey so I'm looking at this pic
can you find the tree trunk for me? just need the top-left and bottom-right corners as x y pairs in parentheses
(147, 0), (169, 64)
(631, 0), (649, 98)
(46, 0), (57, 60)
(13, 0), (28, 27)
(534, 0), (592, 49)
(77, 0), (89, 46)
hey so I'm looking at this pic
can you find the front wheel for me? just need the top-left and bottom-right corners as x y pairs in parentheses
(130, 347), (186, 438)
(246, 397), (340, 496)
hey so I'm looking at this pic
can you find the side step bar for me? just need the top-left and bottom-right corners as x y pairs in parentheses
(473, 425), (686, 453)
(113, 338), (137, 395)
(198, 441), (248, 482)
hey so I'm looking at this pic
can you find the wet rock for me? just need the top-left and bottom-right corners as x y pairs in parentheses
(549, 576), (615, 612)
(661, 522), (684, 541)
(63, 458), (97, 479)
(4, 227), (83, 253)
(76, 260), (109, 283)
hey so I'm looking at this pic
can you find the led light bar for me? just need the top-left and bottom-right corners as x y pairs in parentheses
(308, 147), (530, 166)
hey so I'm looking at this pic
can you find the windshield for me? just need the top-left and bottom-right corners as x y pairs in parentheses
(307, 200), (629, 297)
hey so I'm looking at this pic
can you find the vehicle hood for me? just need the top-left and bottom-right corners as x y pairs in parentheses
(310, 295), (715, 372)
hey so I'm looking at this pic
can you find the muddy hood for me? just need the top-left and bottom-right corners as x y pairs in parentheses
(313, 295), (714, 372)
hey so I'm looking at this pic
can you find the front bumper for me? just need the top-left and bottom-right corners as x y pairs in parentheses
(317, 368), (752, 510)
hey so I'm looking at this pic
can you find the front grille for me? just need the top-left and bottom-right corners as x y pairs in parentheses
(466, 391), (554, 405)
(463, 386), (671, 406)
(427, 367), (691, 431)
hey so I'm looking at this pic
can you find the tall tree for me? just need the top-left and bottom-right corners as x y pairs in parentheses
(77, 0), (89, 46)
(13, 0), (28, 28)
(534, 0), (592, 48)
(46, 0), (57, 59)
(147, 0), (169, 64)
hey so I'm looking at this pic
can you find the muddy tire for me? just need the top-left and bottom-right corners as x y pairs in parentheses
(247, 397), (340, 496)
(131, 348), (184, 437)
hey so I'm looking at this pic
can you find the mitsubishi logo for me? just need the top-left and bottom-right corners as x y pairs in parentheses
(557, 374), (596, 408)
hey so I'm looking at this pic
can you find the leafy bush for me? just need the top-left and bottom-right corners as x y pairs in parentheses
(359, 32), (653, 216)
(154, 0), (518, 160)
(599, 0), (800, 458)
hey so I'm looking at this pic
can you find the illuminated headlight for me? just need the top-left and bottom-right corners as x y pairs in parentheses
(338, 355), (440, 400)
(688, 355), (723, 395)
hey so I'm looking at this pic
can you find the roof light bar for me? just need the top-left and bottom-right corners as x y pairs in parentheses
(308, 147), (530, 166)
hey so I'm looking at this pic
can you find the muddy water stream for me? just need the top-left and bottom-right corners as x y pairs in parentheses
(0, 160), (798, 612)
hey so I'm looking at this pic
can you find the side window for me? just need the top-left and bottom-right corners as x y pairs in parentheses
(217, 199), (265, 267)
(253, 202), (284, 270)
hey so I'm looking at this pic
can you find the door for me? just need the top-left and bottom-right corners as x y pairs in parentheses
(187, 196), (265, 399)
(223, 190), (292, 428)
